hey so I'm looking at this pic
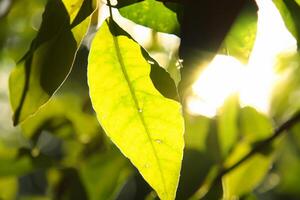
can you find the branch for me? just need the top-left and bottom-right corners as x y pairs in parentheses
(193, 110), (300, 199)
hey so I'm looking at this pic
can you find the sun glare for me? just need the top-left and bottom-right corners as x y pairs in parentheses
(187, 0), (297, 118)
(187, 55), (243, 117)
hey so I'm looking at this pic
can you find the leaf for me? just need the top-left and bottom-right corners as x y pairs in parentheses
(275, 136), (300, 196)
(239, 106), (273, 142)
(273, 0), (300, 46)
(220, 0), (258, 64)
(119, 0), (181, 35)
(222, 108), (275, 198)
(0, 177), (17, 200)
(184, 114), (210, 151)
(217, 95), (239, 158)
(20, 94), (100, 141)
(9, 0), (94, 125)
(111, 7), (182, 85)
(79, 148), (132, 200)
(271, 52), (300, 120)
(88, 21), (184, 200)
(222, 142), (275, 198)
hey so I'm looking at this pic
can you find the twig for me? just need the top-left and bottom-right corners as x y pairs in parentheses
(193, 110), (300, 199)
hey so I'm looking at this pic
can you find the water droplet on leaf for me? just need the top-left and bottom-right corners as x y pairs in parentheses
(155, 139), (163, 144)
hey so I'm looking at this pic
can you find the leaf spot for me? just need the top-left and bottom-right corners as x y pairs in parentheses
(155, 139), (163, 144)
(144, 163), (150, 168)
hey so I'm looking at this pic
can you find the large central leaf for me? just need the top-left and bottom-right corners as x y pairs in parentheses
(87, 21), (184, 200)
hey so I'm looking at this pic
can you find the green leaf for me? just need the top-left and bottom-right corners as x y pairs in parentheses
(0, 157), (33, 177)
(273, 0), (300, 46)
(88, 21), (184, 200)
(239, 107), (273, 142)
(184, 114), (210, 151)
(9, 0), (94, 125)
(222, 142), (274, 198)
(271, 53), (300, 120)
(119, 0), (181, 35)
(222, 108), (275, 198)
(112, 12), (182, 85)
(20, 94), (100, 141)
(275, 136), (300, 196)
(80, 148), (132, 200)
(0, 177), (17, 200)
(217, 95), (239, 158)
(220, 1), (258, 63)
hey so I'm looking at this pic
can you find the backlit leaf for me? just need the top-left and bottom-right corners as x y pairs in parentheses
(217, 95), (239, 158)
(119, 0), (181, 35)
(222, 142), (274, 198)
(220, 0), (258, 63)
(88, 21), (184, 200)
(222, 108), (275, 198)
(9, 0), (94, 125)
(110, 7), (182, 85)
(273, 0), (300, 46)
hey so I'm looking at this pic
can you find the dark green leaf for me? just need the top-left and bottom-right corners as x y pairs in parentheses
(220, 1), (258, 63)
(9, 0), (94, 125)
(273, 0), (300, 47)
(79, 148), (132, 200)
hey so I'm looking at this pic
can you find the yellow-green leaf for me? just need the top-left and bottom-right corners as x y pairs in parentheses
(222, 142), (274, 198)
(88, 21), (184, 200)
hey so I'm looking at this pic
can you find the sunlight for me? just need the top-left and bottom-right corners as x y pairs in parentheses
(187, 55), (243, 117)
(187, 0), (297, 117)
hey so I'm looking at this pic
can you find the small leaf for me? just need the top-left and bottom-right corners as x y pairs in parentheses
(220, 0), (258, 64)
(184, 114), (210, 151)
(119, 0), (181, 35)
(88, 21), (184, 200)
(239, 106), (273, 142)
(271, 52), (300, 120)
(20, 94), (100, 140)
(217, 95), (239, 158)
(273, 0), (300, 46)
(9, 0), (94, 125)
(222, 108), (275, 198)
(222, 142), (275, 198)
(79, 148), (132, 200)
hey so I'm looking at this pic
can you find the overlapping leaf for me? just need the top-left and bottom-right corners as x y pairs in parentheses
(80, 148), (132, 200)
(217, 95), (239, 158)
(220, 0), (258, 64)
(222, 142), (275, 198)
(110, 7), (182, 85)
(88, 21), (184, 200)
(222, 107), (275, 198)
(119, 0), (181, 35)
(273, 0), (300, 47)
(9, 0), (94, 125)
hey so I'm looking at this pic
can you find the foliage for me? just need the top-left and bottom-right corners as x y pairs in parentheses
(1, 0), (300, 200)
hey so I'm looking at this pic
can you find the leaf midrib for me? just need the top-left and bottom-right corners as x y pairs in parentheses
(108, 20), (168, 198)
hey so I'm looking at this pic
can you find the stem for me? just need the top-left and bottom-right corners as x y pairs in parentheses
(193, 110), (300, 199)
(107, 0), (113, 19)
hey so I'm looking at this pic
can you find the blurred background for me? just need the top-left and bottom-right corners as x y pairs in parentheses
(1, 0), (300, 199)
